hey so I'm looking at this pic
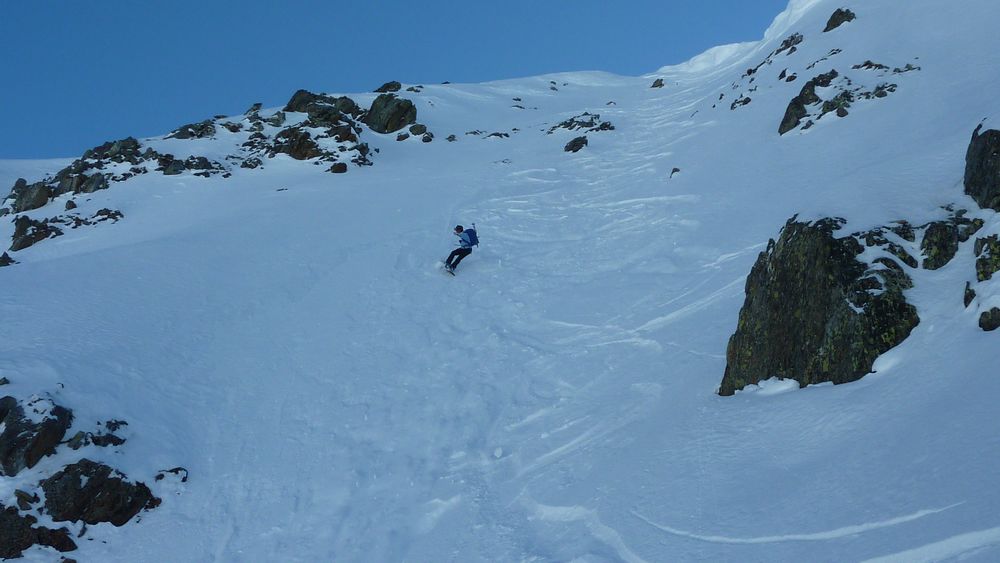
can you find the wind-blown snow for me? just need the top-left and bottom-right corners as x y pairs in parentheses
(2, 0), (1000, 561)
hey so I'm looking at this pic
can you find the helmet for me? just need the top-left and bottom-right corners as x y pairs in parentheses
(454, 225), (464, 232)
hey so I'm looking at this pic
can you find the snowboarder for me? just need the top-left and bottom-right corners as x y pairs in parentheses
(444, 225), (475, 274)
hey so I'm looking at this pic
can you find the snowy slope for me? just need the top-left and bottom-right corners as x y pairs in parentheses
(2, 0), (1000, 561)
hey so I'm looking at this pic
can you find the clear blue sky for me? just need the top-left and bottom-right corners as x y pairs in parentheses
(0, 0), (789, 159)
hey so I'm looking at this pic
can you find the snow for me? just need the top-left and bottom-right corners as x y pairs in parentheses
(1, 0), (1000, 561)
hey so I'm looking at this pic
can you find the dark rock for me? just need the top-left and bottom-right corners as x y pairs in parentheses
(779, 70), (839, 135)
(422, 133), (434, 143)
(0, 504), (76, 558)
(409, 124), (427, 135)
(105, 420), (127, 432)
(980, 308), (1000, 331)
(375, 81), (402, 93)
(363, 94), (417, 134)
(82, 137), (144, 162)
(67, 431), (90, 450)
(222, 122), (243, 133)
(245, 102), (263, 115)
(446, 134), (457, 142)
(975, 235), (1000, 281)
(0, 396), (73, 476)
(0, 377), (8, 384)
(964, 125), (1000, 211)
(8, 179), (50, 213)
(41, 459), (160, 526)
(329, 162), (348, 174)
(15, 489), (39, 511)
(11, 216), (64, 252)
(159, 157), (186, 176)
(720, 217), (919, 395)
(264, 111), (286, 127)
(271, 128), (324, 160)
(670, 167), (681, 178)
(564, 136), (588, 153)
(78, 173), (109, 194)
(650, 78), (665, 88)
(0, 253), (15, 267)
(167, 120), (216, 140)
(90, 433), (125, 447)
(548, 112), (614, 135)
(65, 199), (77, 211)
(396, 133), (410, 142)
(155, 466), (189, 483)
(965, 282), (976, 307)
(921, 221), (960, 270)
(776, 33), (804, 56)
(824, 8), (857, 32)
(241, 157), (263, 169)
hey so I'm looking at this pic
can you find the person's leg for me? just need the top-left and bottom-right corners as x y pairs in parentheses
(451, 248), (472, 269)
(445, 248), (463, 268)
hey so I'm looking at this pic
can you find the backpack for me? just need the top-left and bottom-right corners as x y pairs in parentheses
(465, 227), (479, 247)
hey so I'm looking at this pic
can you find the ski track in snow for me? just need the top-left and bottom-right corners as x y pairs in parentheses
(631, 503), (964, 545)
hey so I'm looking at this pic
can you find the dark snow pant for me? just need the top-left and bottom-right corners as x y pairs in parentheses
(446, 247), (472, 270)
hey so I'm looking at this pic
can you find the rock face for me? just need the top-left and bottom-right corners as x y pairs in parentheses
(920, 213), (983, 270)
(975, 235), (1000, 281)
(11, 216), (63, 251)
(271, 128), (324, 160)
(964, 125), (1000, 211)
(363, 94), (417, 134)
(41, 459), (160, 526)
(824, 8), (857, 32)
(0, 396), (73, 476)
(0, 504), (76, 559)
(720, 217), (920, 396)
(779, 70), (839, 135)
(8, 178), (50, 213)
(375, 80), (402, 93)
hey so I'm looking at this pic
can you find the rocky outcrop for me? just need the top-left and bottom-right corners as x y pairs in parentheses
(920, 213), (983, 269)
(271, 127), (324, 160)
(0, 504), (76, 559)
(364, 94), (417, 134)
(8, 178), (50, 212)
(41, 459), (160, 526)
(824, 8), (856, 32)
(964, 125), (1000, 211)
(650, 78), (665, 88)
(779, 70), (839, 135)
(548, 112), (614, 135)
(11, 216), (63, 252)
(166, 119), (216, 140)
(975, 235), (1000, 281)
(375, 80), (402, 93)
(0, 396), (73, 476)
(720, 217), (919, 395)
(564, 136), (588, 153)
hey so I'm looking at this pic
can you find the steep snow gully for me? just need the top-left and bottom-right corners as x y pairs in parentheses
(2, 0), (1000, 561)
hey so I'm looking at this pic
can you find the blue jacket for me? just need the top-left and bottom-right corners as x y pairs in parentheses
(456, 231), (473, 249)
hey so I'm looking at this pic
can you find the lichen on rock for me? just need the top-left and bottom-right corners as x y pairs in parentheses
(720, 217), (920, 396)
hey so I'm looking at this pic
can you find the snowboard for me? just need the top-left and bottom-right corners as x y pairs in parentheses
(440, 262), (455, 276)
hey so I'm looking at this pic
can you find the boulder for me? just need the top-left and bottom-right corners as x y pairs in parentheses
(284, 89), (335, 113)
(0, 504), (76, 559)
(409, 124), (427, 135)
(166, 120), (216, 140)
(330, 162), (348, 174)
(980, 308), (1000, 331)
(375, 81), (402, 93)
(0, 396), (73, 476)
(363, 94), (417, 134)
(271, 128), (325, 160)
(564, 136), (588, 153)
(11, 216), (63, 252)
(9, 179), (50, 212)
(83, 137), (144, 162)
(823, 8), (857, 32)
(0, 252), (15, 267)
(965, 281), (977, 307)
(65, 200), (77, 211)
(921, 215), (983, 269)
(964, 125), (1000, 210)
(779, 70), (839, 135)
(41, 459), (160, 526)
(77, 173), (109, 194)
(975, 235), (1000, 281)
(720, 217), (919, 395)
(650, 78), (665, 88)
